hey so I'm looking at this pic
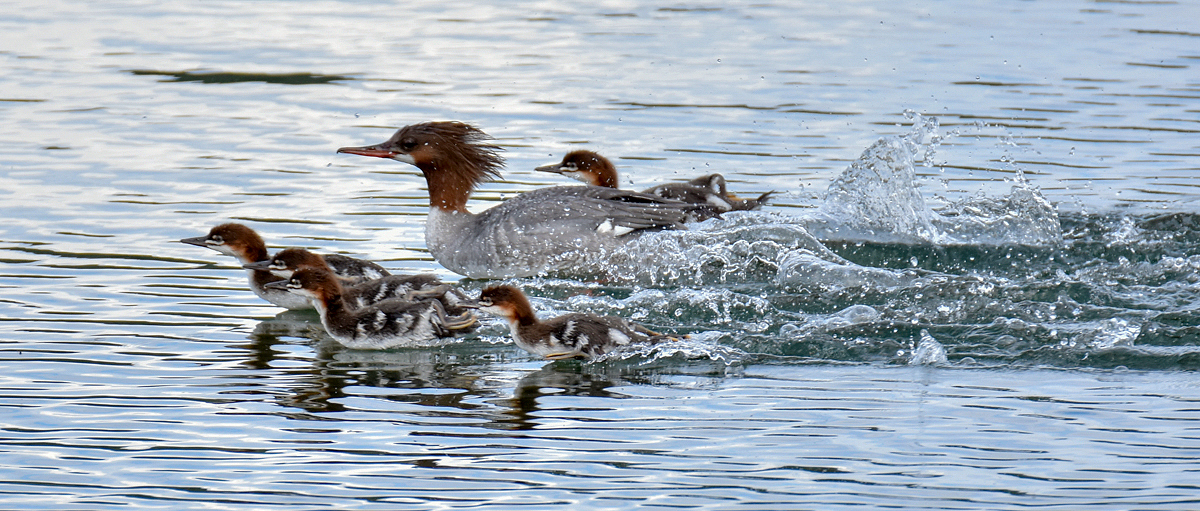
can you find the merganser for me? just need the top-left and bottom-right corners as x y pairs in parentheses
(336, 122), (696, 279)
(264, 267), (477, 349)
(473, 284), (680, 360)
(535, 149), (775, 220)
(243, 247), (472, 314)
(180, 223), (387, 310)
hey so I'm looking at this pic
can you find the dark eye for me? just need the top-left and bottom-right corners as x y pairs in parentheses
(399, 138), (418, 152)
(210, 235), (224, 244)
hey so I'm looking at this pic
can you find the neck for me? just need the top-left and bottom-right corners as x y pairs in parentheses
(509, 303), (539, 328)
(422, 164), (476, 213)
(236, 246), (270, 265)
(315, 292), (345, 322)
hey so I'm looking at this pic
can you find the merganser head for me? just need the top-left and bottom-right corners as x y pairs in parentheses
(687, 174), (729, 197)
(263, 266), (343, 302)
(682, 173), (776, 209)
(180, 223), (269, 264)
(243, 247), (325, 278)
(534, 150), (619, 188)
(476, 285), (537, 326)
(337, 121), (504, 213)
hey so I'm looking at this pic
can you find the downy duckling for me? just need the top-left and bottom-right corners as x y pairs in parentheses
(535, 149), (774, 221)
(244, 247), (472, 314)
(473, 284), (681, 360)
(265, 267), (476, 349)
(181, 223), (389, 309)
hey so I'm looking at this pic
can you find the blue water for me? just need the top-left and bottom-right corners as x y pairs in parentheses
(2, 0), (1200, 508)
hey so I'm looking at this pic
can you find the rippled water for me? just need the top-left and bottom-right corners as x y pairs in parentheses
(3, 0), (1200, 508)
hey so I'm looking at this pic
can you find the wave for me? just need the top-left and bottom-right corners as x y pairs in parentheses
(494, 116), (1198, 370)
(594, 114), (1062, 289)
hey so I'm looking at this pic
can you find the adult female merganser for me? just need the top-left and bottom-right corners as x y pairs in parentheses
(473, 284), (680, 360)
(264, 267), (477, 349)
(181, 223), (387, 310)
(336, 122), (696, 279)
(244, 247), (472, 314)
(535, 149), (774, 220)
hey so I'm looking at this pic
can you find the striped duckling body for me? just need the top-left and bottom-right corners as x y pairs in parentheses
(475, 285), (680, 360)
(264, 267), (476, 349)
(244, 247), (471, 314)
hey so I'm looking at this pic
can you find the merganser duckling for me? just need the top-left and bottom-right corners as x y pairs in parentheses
(336, 122), (696, 279)
(264, 267), (477, 349)
(181, 223), (388, 310)
(244, 247), (472, 314)
(473, 284), (680, 360)
(535, 150), (774, 221)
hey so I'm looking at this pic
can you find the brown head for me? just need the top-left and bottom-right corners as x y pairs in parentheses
(687, 174), (728, 196)
(477, 284), (538, 326)
(263, 266), (344, 303)
(337, 121), (504, 213)
(535, 150), (619, 188)
(243, 247), (328, 277)
(270, 248), (326, 270)
(180, 223), (269, 264)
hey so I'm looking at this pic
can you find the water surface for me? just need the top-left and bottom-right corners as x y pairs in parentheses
(2, 0), (1199, 509)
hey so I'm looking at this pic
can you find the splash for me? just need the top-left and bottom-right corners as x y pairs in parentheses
(808, 136), (939, 243)
(909, 329), (949, 365)
(597, 211), (882, 286)
(483, 118), (1196, 369)
(932, 184), (1062, 246)
(805, 112), (1062, 247)
(592, 114), (1059, 288)
(594, 331), (749, 366)
(778, 304), (883, 339)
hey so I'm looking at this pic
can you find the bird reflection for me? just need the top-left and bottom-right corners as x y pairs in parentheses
(490, 362), (659, 431)
(239, 310), (324, 370)
(237, 312), (495, 415)
(233, 313), (680, 430)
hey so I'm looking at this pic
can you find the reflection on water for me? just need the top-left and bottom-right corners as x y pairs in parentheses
(3, 0), (1200, 508)
(128, 70), (354, 85)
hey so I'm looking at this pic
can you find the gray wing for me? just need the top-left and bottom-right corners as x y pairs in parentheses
(438, 186), (700, 277)
(475, 186), (692, 254)
(498, 185), (693, 232)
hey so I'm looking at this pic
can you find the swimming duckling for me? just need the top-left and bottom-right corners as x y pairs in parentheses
(264, 267), (477, 349)
(473, 284), (681, 360)
(536, 150), (774, 220)
(181, 223), (389, 309)
(244, 247), (472, 314)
